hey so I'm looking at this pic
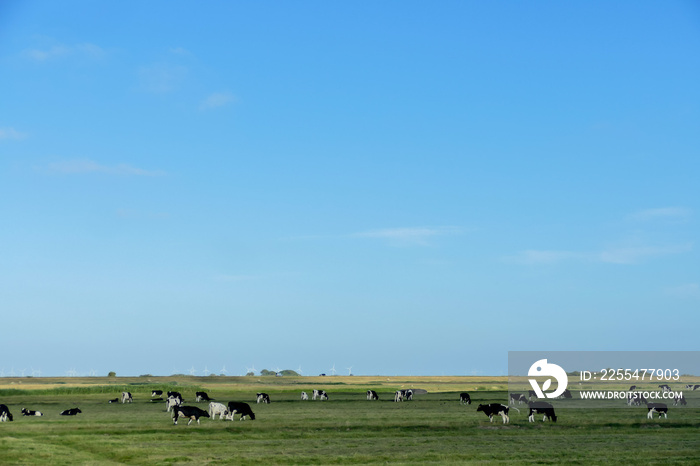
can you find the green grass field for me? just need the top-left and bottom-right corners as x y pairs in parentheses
(0, 376), (698, 464)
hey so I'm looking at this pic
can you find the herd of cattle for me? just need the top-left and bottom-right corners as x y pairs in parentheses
(0, 384), (692, 426)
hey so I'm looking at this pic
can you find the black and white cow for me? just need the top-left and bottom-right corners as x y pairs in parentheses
(121, 392), (133, 403)
(21, 408), (43, 417)
(527, 401), (557, 422)
(477, 404), (516, 424)
(685, 384), (700, 391)
(394, 389), (413, 402)
(60, 408), (81, 416)
(673, 395), (687, 406)
(172, 406), (210, 425)
(509, 393), (527, 405)
(528, 390), (537, 401)
(167, 391), (183, 400)
(166, 396), (183, 412)
(0, 404), (13, 422)
(301, 391), (309, 400)
(208, 402), (229, 420)
(108, 398), (119, 403)
(459, 393), (471, 405)
(628, 392), (647, 406)
(629, 385), (637, 391)
(646, 403), (668, 419)
(195, 391), (212, 402)
(367, 390), (379, 401)
(256, 393), (270, 404)
(227, 402), (256, 420)
(557, 389), (572, 399)
(152, 390), (163, 397)
(313, 389), (328, 400)
(658, 384), (672, 393)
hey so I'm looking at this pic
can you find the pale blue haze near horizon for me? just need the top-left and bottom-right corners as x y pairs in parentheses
(1, 1), (698, 377)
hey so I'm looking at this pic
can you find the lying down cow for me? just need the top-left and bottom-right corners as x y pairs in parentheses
(172, 406), (210, 425)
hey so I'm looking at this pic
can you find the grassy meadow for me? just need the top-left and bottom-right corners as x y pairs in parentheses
(0, 375), (698, 464)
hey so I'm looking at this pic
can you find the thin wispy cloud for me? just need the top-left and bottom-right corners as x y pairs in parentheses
(626, 207), (691, 222)
(352, 226), (464, 246)
(506, 242), (693, 265)
(23, 42), (105, 61)
(213, 274), (258, 282)
(200, 92), (236, 110)
(46, 159), (166, 176)
(596, 243), (693, 264)
(138, 63), (187, 93)
(0, 127), (27, 140)
(664, 283), (700, 299)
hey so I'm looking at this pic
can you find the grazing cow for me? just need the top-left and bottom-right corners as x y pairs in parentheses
(121, 392), (133, 403)
(367, 390), (379, 401)
(301, 391), (309, 400)
(256, 392), (270, 404)
(459, 393), (471, 405)
(646, 403), (668, 419)
(628, 392), (647, 406)
(528, 390), (537, 401)
(658, 384), (671, 393)
(685, 384), (700, 391)
(168, 391), (183, 400)
(208, 402), (229, 420)
(477, 404), (516, 424)
(509, 393), (527, 405)
(673, 395), (687, 406)
(312, 389), (328, 400)
(629, 385), (637, 391)
(0, 404), (13, 422)
(60, 408), (82, 416)
(108, 398), (119, 403)
(152, 390), (163, 397)
(21, 408), (43, 417)
(195, 391), (212, 402)
(528, 401), (557, 422)
(166, 396), (183, 412)
(172, 406), (210, 425)
(395, 389), (413, 402)
(226, 401), (256, 420)
(557, 389), (572, 399)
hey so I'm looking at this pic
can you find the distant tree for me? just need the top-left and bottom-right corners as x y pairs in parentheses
(280, 370), (299, 376)
(245, 372), (255, 376)
(108, 371), (116, 378)
(260, 369), (275, 376)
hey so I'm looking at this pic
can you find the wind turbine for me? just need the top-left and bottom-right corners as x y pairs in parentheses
(31, 368), (41, 377)
(246, 364), (256, 375)
(330, 363), (336, 376)
(220, 365), (228, 376)
(346, 366), (353, 376)
(20, 368), (26, 377)
(203, 366), (210, 376)
(296, 365), (303, 376)
(189, 366), (196, 376)
(89, 369), (97, 377)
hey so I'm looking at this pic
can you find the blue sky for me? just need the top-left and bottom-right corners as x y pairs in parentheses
(1, 1), (698, 377)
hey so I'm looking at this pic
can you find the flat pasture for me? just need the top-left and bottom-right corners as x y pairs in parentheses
(0, 376), (698, 464)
